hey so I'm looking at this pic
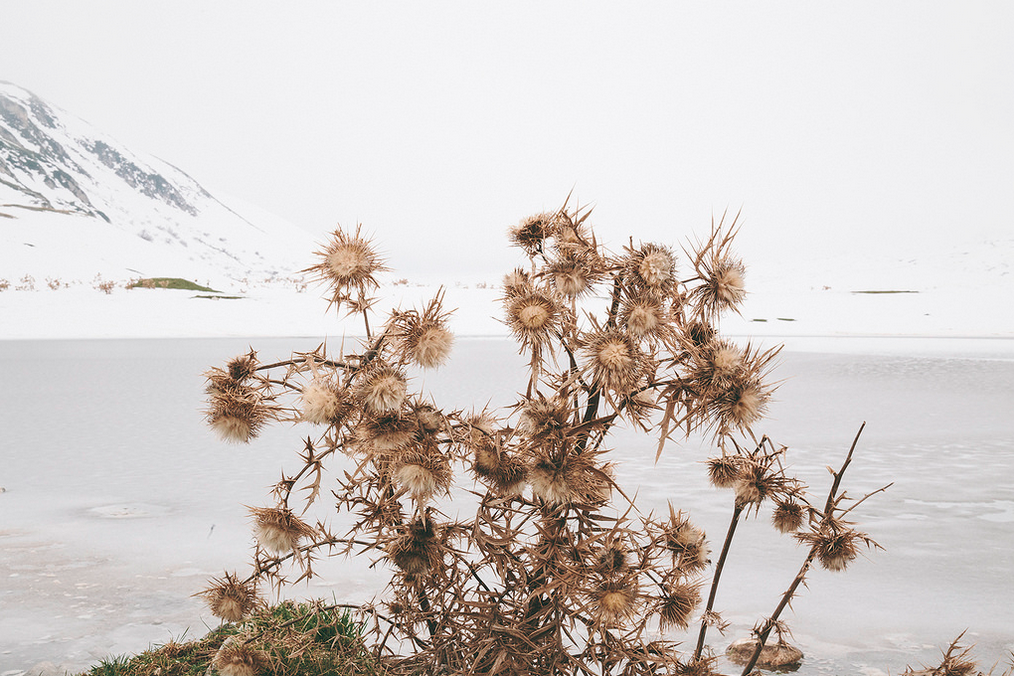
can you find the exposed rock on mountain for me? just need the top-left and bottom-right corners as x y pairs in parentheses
(0, 81), (314, 285)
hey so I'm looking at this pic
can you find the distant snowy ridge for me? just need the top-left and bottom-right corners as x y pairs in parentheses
(0, 81), (315, 286)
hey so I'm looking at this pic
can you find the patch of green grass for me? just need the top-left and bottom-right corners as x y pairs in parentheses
(130, 278), (219, 292)
(80, 601), (386, 676)
(193, 294), (244, 300)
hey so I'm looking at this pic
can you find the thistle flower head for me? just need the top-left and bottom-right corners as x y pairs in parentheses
(509, 212), (556, 256)
(591, 577), (640, 627)
(582, 328), (647, 395)
(501, 268), (532, 299)
(517, 395), (571, 439)
(802, 527), (864, 572)
(624, 242), (677, 294)
(657, 581), (702, 631)
(389, 517), (445, 578)
(733, 461), (775, 509)
(471, 445), (527, 495)
(198, 572), (260, 623)
(505, 287), (563, 349)
(772, 500), (806, 534)
(249, 506), (316, 555)
(212, 641), (267, 676)
(298, 378), (348, 425)
(688, 217), (748, 320)
(356, 364), (408, 415)
(307, 225), (386, 291)
(661, 510), (710, 574)
(706, 455), (743, 489)
(528, 449), (612, 505)
(389, 291), (454, 369)
(226, 350), (258, 382)
(204, 377), (276, 444)
(393, 445), (452, 502)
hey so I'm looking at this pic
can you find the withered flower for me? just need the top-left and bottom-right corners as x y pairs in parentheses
(509, 212), (556, 256)
(528, 449), (612, 505)
(657, 581), (702, 631)
(772, 500), (806, 534)
(472, 445), (527, 495)
(582, 328), (647, 396)
(688, 220), (748, 320)
(198, 572), (260, 622)
(249, 506), (316, 555)
(389, 291), (454, 369)
(624, 242), (677, 295)
(389, 517), (446, 577)
(304, 225), (387, 309)
(517, 395), (571, 439)
(212, 640), (267, 676)
(298, 378), (348, 425)
(505, 287), (563, 349)
(204, 375), (276, 444)
(393, 444), (452, 502)
(355, 364), (408, 415)
(799, 526), (865, 572)
(592, 577), (640, 626)
(661, 511), (710, 574)
(706, 455), (742, 489)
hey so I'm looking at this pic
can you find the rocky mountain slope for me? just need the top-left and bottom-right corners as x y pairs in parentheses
(0, 81), (314, 286)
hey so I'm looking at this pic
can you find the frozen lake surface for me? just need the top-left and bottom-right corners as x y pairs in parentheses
(1, 337), (1012, 675)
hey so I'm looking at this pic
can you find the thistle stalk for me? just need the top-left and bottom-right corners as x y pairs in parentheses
(693, 503), (744, 660)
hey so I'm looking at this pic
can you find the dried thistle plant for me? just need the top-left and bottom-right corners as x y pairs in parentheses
(199, 202), (889, 675)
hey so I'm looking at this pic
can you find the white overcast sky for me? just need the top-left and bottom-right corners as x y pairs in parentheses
(2, 2), (1012, 279)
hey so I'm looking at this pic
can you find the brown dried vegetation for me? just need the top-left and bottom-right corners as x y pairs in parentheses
(201, 199), (890, 675)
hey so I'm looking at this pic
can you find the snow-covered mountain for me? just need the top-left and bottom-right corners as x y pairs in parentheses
(0, 81), (315, 286)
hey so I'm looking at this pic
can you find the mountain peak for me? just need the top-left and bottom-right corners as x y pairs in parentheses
(0, 82), (315, 286)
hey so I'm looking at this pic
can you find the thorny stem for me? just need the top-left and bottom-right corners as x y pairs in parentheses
(694, 502), (744, 660)
(740, 422), (869, 676)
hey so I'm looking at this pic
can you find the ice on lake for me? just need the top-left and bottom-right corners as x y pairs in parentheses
(1, 337), (1012, 675)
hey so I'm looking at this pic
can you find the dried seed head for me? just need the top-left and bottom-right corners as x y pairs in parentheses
(198, 572), (260, 623)
(621, 297), (667, 340)
(412, 325), (454, 368)
(706, 455), (742, 489)
(213, 640), (267, 676)
(471, 446), (527, 495)
(812, 528), (862, 572)
(226, 351), (258, 382)
(390, 517), (445, 577)
(582, 329), (646, 395)
(712, 257), (747, 309)
(663, 513), (710, 574)
(688, 221), (747, 320)
(393, 447), (452, 502)
(356, 365), (408, 415)
(501, 268), (532, 299)
(311, 227), (385, 289)
(204, 379), (275, 444)
(548, 247), (603, 298)
(528, 451), (611, 505)
(517, 396), (571, 438)
(595, 542), (628, 574)
(772, 500), (805, 534)
(299, 379), (346, 425)
(685, 320), (715, 348)
(249, 506), (315, 555)
(506, 288), (562, 348)
(358, 412), (417, 454)
(627, 243), (676, 290)
(658, 581), (701, 631)
(592, 578), (640, 626)
(389, 292), (455, 369)
(509, 212), (555, 255)
(733, 462), (773, 508)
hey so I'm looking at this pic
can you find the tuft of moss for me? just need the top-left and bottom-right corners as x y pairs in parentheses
(80, 601), (385, 676)
(130, 278), (219, 292)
